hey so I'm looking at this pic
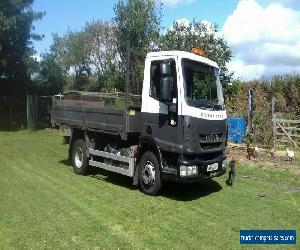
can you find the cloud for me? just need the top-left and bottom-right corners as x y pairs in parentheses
(161, 0), (196, 7)
(227, 59), (265, 80)
(222, 0), (300, 80)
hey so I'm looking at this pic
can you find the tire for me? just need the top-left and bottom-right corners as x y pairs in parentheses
(138, 151), (162, 196)
(71, 139), (89, 175)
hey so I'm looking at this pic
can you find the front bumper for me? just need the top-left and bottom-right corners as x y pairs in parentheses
(161, 155), (227, 183)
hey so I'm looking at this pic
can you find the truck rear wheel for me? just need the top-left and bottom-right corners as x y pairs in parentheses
(138, 151), (162, 196)
(71, 139), (89, 175)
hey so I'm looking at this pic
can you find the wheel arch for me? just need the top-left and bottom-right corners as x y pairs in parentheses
(138, 136), (163, 169)
(133, 136), (164, 186)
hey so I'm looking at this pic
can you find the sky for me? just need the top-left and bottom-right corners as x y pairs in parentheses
(32, 0), (300, 80)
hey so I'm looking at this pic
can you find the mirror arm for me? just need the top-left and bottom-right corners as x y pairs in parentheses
(169, 103), (177, 113)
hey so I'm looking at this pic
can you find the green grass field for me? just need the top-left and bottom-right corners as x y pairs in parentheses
(0, 130), (299, 249)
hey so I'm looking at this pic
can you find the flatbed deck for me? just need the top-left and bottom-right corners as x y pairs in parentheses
(51, 91), (141, 139)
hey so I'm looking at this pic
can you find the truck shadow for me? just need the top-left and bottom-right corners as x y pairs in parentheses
(90, 167), (223, 201)
(162, 180), (222, 201)
(89, 166), (223, 201)
(59, 159), (222, 201)
(89, 166), (135, 190)
(59, 159), (135, 190)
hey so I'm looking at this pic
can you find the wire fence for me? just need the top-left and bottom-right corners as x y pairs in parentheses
(0, 96), (27, 129)
(0, 95), (53, 130)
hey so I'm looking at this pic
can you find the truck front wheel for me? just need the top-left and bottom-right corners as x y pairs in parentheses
(138, 151), (162, 196)
(71, 139), (89, 175)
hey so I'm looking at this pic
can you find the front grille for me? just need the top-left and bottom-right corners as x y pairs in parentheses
(199, 133), (224, 151)
(199, 133), (223, 143)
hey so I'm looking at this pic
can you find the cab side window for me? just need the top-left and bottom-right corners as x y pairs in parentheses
(149, 60), (177, 100)
(150, 61), (161, 100)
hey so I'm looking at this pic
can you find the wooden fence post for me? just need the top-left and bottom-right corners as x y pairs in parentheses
(27, 94), (31, 131)
(34, 94), (38, 129)
(27, 94), (37, 131)
(272, 97), (276, 151)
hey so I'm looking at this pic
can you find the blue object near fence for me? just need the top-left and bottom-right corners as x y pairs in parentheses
(227, 117), (246, 143)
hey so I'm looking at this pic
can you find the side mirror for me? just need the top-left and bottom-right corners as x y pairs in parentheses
(160, 61), (173, 103)
(161, 61), (171, 75)
(220, 73), (231, 88)
(160, 78), (172, 102)
(219, 74), (226, 88)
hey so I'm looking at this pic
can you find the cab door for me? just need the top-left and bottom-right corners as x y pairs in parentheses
(141, 57), (183, 153)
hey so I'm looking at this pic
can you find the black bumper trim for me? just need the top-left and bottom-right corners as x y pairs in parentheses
(178, 155), (227, 166)
(161, 169), (226, 183)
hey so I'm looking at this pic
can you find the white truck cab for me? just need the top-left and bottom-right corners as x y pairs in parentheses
(142, 51), (226, 120)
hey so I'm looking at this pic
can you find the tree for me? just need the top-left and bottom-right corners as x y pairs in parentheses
(48, 22), (121, 92)
(84, 21), (120, 91)
(160, 20), (232, 72)
(114, 0), (162, 94)
(50, 32), (91, 91)
(29, 53), (65, 95)
(0, 0), (44, 96)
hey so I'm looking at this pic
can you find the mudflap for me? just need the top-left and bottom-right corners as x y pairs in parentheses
(132, 164), (139, 186)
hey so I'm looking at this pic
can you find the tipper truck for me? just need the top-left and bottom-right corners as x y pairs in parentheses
(52, 48), (228, 195)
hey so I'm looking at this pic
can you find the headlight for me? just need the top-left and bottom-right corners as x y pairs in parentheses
(222, 160), (227, 170)
(180, 166), (198, 177)
(180, 166), (187, 177)
(192, 166), (198, 175)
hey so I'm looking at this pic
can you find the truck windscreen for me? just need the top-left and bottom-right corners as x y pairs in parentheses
(182, 59), (224, 110)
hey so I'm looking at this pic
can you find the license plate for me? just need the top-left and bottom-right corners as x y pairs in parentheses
(207, 163), (219, 172)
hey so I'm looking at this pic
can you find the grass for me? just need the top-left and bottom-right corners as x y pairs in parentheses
(0, 130), (299, 249)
